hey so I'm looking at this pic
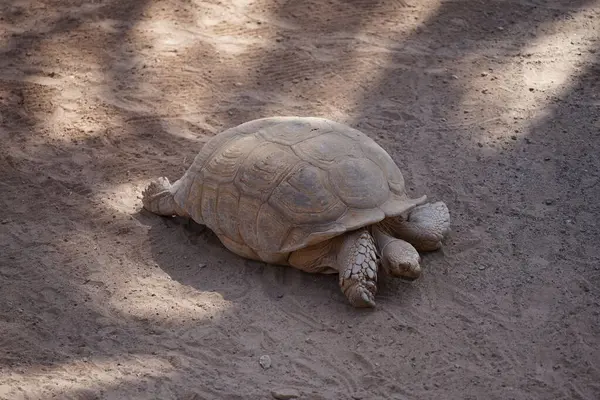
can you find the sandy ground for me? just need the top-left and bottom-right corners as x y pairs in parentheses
(1, 0), (599, 399)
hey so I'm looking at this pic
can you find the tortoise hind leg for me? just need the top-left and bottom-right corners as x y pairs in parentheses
(141, 177), (189, 217)
(391, 201), (450, 252)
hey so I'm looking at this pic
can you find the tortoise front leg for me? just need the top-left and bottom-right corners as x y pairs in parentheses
(288, 228), (378, 308)
(336, 229), (379, 308)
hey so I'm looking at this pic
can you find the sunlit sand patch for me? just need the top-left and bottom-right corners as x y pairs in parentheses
(109, 276), (231, 325)
(93, 180), (149, 216)
(463, 11), (597, 144)
(7, 66), (117, 141)
(0, 355), (174, 399)
(136, 18), (273, 56)
(83, 182), (234, 323)
(154, 117), (214, 142)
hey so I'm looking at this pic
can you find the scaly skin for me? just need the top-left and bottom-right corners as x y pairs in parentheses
(141, 177), (189, 217)
(338, 229), (379, 308)
(390, 201), (451, 252)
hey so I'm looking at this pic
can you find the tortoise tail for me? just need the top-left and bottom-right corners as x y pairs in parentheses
(142, 177), (185, 217)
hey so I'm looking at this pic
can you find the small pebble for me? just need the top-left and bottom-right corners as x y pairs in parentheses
(544, 199), (554, 205)
(259, 355), (272, 369)
(478, 265), (486, 270)
(271, 388), (300, 399)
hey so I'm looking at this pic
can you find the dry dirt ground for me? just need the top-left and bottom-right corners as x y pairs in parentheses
(1, 0), (599, 399)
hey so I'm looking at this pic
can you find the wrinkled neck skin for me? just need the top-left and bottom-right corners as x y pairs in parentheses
(372, 217), (405, 237)
(368, 217), (413, 259)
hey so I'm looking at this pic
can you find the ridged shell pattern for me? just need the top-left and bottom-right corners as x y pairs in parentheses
(173, 117), (426, 253)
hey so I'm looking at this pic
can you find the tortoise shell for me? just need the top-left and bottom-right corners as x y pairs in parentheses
(172, 117), (426, 253)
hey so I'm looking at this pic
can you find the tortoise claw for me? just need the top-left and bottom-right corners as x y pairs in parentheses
(339, 268), (378, 308)
(340, 278), (376, 308)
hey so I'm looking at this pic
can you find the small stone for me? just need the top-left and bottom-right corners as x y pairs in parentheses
(259, 355), (272, 369)
(510, 135), (517, 140)
(544, 199), (554, 205)
(451, 74), (459, 80)
(478, 265), (486, 270)
(271, 388), (300, 399)
(198, 263), (207, 269)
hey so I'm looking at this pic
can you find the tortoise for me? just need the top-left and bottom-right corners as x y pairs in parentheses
(141, 116), (450, 308)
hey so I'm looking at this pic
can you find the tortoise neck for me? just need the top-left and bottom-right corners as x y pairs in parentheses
(373, 218), (403, 236)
